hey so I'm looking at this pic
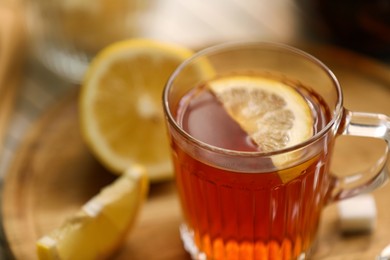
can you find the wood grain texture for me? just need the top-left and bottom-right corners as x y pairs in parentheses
(2, 46), (390, 260)
(0, 3), (25, 152)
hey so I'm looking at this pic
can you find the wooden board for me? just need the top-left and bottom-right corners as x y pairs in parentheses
(2, 45), (390, 260)
(0, 3), (25, 152)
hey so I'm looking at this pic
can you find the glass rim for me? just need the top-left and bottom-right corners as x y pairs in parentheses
(163, 41), (344, 157)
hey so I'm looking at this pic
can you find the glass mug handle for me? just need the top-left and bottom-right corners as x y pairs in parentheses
(329, 109), (390, 202)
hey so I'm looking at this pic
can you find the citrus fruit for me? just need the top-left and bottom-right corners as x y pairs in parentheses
(207, 75), (314, 182)
(36, 165), (149, 260)
(80, 39), (211, 181)
(208, 75), (313, 152)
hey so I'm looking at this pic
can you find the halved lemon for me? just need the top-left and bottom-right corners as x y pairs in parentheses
(208, 75), (314, 182)
(36, 165), (149, 260)
(80, 39), (211, 182)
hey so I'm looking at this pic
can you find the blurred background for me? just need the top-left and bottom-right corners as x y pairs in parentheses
(23, 0), (302, 82)
(298, 0), (390, 60)
(2, 0), (389, 83)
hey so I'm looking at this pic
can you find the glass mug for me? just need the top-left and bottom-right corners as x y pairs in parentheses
(162, 42), (389, 260)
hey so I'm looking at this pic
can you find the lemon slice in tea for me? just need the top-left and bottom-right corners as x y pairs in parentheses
(208, 75), (314, 182)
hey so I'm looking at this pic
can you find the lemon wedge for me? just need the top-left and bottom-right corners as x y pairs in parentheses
(208, 75), (314, 182)
(36, 165), (149, 260)
(80, 39), (210, 182)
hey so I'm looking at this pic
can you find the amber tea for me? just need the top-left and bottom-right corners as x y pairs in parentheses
(168, 73), (333, 260)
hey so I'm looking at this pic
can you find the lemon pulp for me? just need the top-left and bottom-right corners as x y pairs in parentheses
(80, 39), (212, 181)
(208, 75), (314, 152)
